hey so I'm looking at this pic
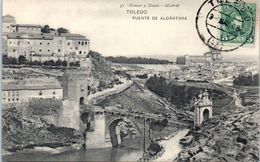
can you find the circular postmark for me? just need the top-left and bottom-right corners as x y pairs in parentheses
(196, 0), (255, 52)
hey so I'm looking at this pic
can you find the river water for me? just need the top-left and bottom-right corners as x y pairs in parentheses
(3, 146), (143, 162)
(3, 130), (188, 162)
(3, 137), (144, 162)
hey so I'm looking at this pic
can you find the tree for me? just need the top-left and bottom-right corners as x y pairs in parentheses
(55, 59), (63, 66)
(61, 60), (68, 66)
(75, 61), (80, 67)
(18, 55), (27, 65)
(2, 55), (10, 64)
(69, 62), (75, 66)
(57, 27), (69, 33)
(41, 25), (50, 33)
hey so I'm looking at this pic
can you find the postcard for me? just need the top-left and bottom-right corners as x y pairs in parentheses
(1, 0), (259, 161)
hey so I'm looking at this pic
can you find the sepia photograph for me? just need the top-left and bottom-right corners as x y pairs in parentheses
(1, 0), (259, 161)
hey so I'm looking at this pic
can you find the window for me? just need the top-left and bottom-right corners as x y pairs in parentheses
(68, 42), (70, 46)
(13, 98), (15, 101)
(13, 49), (16, 52)
(85, 41), (87, 45)
(39, 91), (42, 96)
(8, 99), (10, 102)
(78, 41), (81, 45)
(9, 41), (12, 44)
(48, 50), (50, 52)
(39, 49), (42, 52)
(53, 91), (56, 95)
(3, 98), (6, 101)
(7, 26), (9, 29)
(28, 41), (30, 44)
(47, 42), (50, 45)
(58, 49), (61, 52)
(79, 51), (82, 54)
(80, 85), (84, 91)
(40, 42), (42, 45)
(17, 98), (19, 101)
(75, 47), (78, 50)
(81, 42), (84, 45)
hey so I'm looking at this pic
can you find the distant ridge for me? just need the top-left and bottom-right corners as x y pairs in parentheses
(105, 56), (173, 64)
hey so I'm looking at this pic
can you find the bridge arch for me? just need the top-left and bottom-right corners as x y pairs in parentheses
(106, 117), (140, 147)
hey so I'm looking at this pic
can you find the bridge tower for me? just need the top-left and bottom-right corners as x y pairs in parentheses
(193, 89), (213, 127)
(62, 70), (90, 105)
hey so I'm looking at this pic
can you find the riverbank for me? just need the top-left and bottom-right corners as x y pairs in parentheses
(154, 129), (189, 161)
(176, 103), (259, 161)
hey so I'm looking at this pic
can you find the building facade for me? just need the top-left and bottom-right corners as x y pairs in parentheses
(176, 54), (212, 65)
(2, 15), (90, 59)
(2, 77), (63, 104)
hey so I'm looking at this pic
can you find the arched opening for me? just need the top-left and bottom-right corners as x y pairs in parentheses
(81, 112), (92, 130)
(203, 109), (210, 122)
(108, 118), (139, 147)
(79, 97), (84, 105)
(109, 119), (123, 147)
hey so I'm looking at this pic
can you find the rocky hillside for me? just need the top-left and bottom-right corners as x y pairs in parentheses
(88, 51), (117, 89)
(176, 103), (259, 162)
(2, 107), (83, 151)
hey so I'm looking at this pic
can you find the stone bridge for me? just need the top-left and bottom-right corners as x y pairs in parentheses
(80, 105), (166, 149)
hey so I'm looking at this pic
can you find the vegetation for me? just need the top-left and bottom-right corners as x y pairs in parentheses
(146, 76), (232, 111)
(41, 25), (50, 33)
(3, 55), (79, 67)
(105, 56), (173, 64)
(233, 73), (259, 86)
(2, 55), (18, 65)
(41, 25), (67, 33)
(148, 141), (162, 156)
(136, 74), (148, 79)
(57, 27), (69, 33)
(29, 98), (62, 115)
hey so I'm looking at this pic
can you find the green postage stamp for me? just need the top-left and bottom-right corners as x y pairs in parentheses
(196, 0), (257, 51)
(220, 3), (256, 44)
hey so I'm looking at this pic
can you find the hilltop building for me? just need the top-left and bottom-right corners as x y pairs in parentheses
(2, 15), (90, 60)
(176, 54), (212, 65)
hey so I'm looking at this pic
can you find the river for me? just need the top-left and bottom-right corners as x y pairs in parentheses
(3, 146), (143, 162)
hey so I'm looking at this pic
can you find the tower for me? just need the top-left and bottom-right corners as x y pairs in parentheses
(193, 89), (213, 127)
(62, 70), (89, 105)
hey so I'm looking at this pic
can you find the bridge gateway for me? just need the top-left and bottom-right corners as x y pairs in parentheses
(193, 89), (213, 127)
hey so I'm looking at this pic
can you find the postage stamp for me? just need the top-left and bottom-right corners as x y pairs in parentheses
(196, 0), (256, 52)
(219, 3), (256, 44)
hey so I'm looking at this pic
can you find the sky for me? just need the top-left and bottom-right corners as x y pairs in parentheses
(3, 0), (259, 60)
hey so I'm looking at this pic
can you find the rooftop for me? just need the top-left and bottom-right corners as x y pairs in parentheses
(12, 24), (42, 28)
(4, 32), (89, 41)
(2, 77), (62, 91)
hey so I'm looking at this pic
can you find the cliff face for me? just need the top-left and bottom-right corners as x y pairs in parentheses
(2, 106), (84, 151)
(176, 104), (260, 162)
